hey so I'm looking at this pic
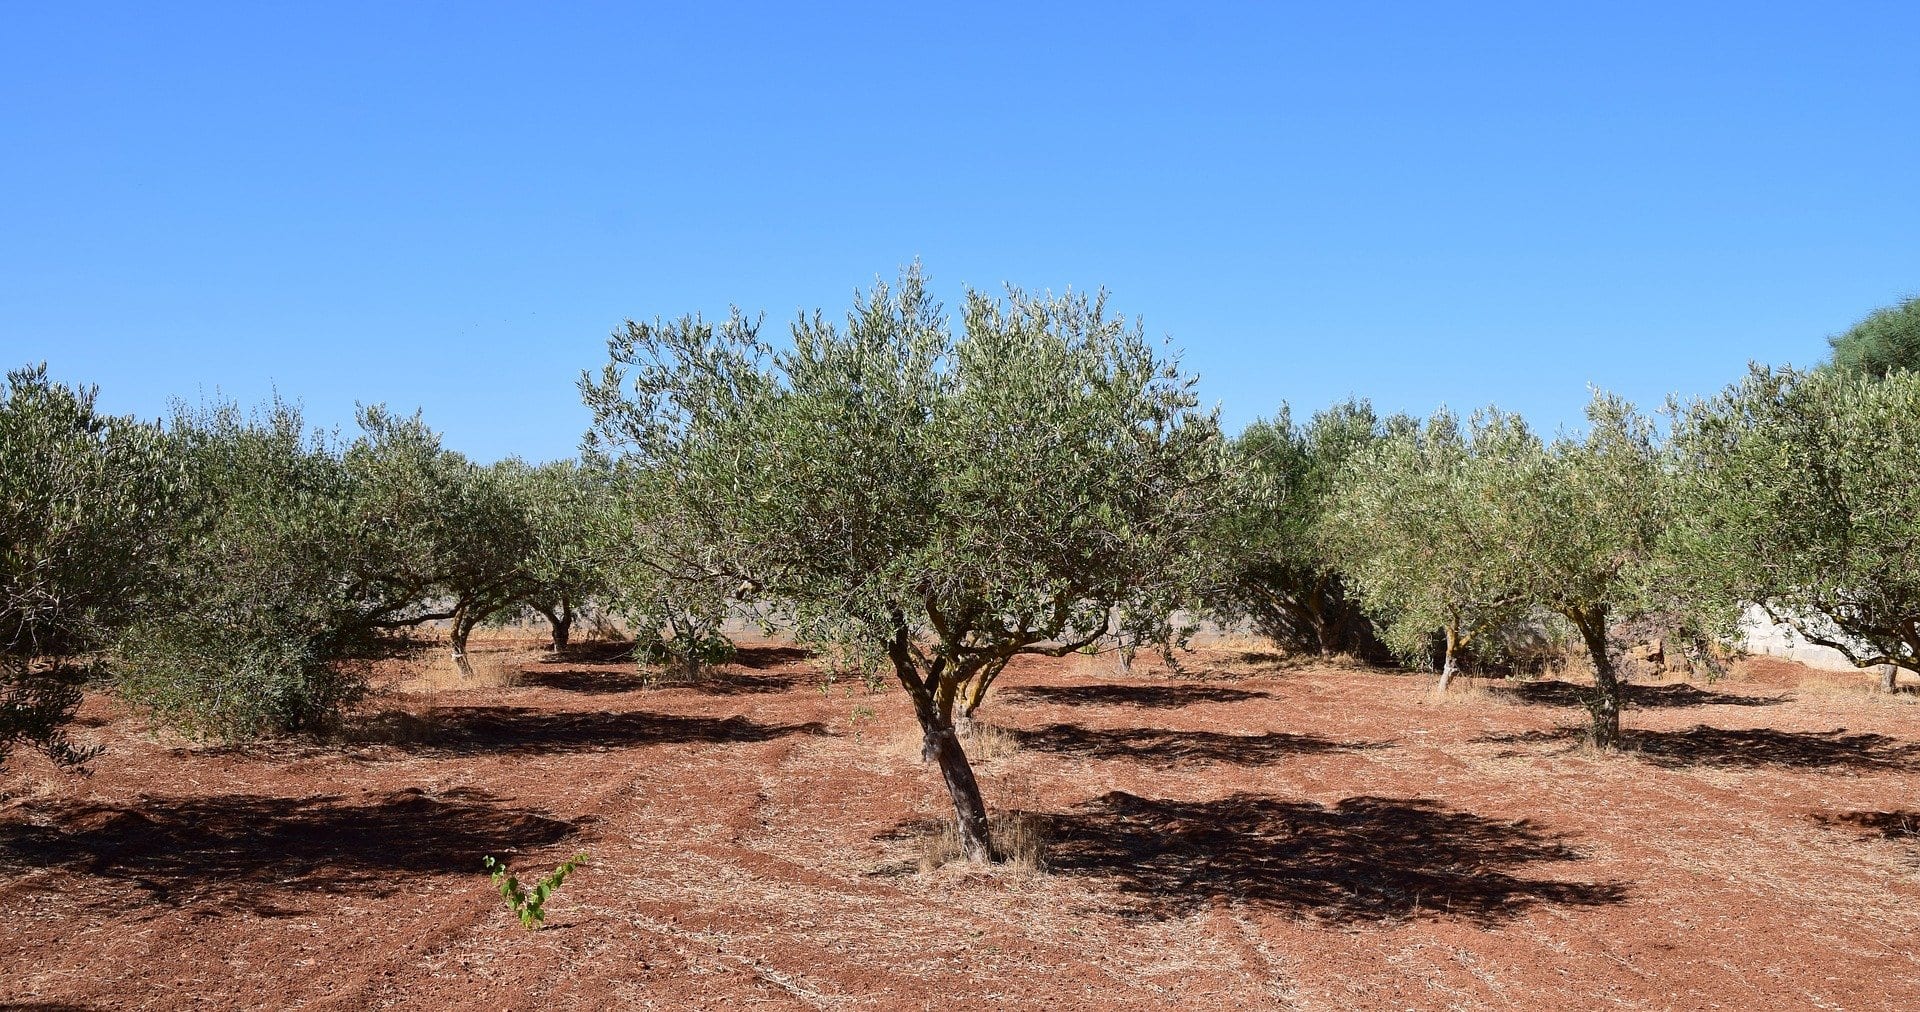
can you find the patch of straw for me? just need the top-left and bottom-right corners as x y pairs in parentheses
(918, 812), (1049, 874)
(1794, 669), (1920, 704)
(1420, 676), (1495, 705)
(400, 647), (532, 693)
(962, 721), (1023, 764)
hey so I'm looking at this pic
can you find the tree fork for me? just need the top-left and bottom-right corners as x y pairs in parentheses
(540, 600), (573, 652)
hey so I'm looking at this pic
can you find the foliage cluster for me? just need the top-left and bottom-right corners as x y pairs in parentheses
(0, 365), (176, 765)
(1202, 400), (1401, 661)
(1669, 365), (1920, 691)
(483, 852), (589, 930)
(1827, 294), (1920, 378)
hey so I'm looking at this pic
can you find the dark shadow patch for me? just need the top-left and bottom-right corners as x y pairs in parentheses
(1471, 727), (1586, 757)
(1013, 723), (1390, 766)
(355, 635), (435, 662)
(1631, 726), (1920, 769)
(1492, 680), (1785, 709)
(1006, 683), (1272, 708)
(543, 641), (637, 664)
(675, 672), (798, 695)
(1476, 724), (1920, 770)
(414, 706), (826, 756)
(521, 668), (650, 694)
(0, 787), (579, 916)
(1043, 792), (1625, 925)
(526, 666), (796, 696)
(730, 645), (812, 670)
(1814, 809), (1920, 841)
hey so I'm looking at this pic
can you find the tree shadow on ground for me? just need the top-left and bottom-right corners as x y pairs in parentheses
(0, 787), (579, 916)
(1477, 724), (1920, 770)
(408, 706), (826, 756)
(518, 668), (798, 696)
(1012, 723), (1392, 766)
(520, 668), (651, 694)
(1812, 806), (1920, 856)
(678, 672), (801, 695)
(1006, 684), (1273, 708)
(1491, 680), (1785, 709)
(731, 645), (812, 670)
(1814, 809), (1920, 841)
(544, 641), (636, 664)
(1042, 791), (1625, 925)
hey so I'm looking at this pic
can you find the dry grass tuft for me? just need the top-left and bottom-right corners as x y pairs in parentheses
(1794, 669), (1920, 704)
(880, 720), (1024, 765)
(1200, 632), (1274, 653)
(962, 721), (1023, 764)
(918, 812), (1049, 874)
(1420, 677), (1496, 706)
(1520, 657), (1585, 683)
(400, 648), (533, 693)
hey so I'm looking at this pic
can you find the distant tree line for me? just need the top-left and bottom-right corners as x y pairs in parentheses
(4, 281), (1917, 861)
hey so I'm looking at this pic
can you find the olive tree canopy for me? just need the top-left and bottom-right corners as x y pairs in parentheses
(1671, 365), (1920, 690)
(1, 364), (175, 766)
(1324, 407), (1538, 689)
(1827, 294), (1920, 378)
(1203, 400), (1400, 660)
(582, 267), (1225, 860)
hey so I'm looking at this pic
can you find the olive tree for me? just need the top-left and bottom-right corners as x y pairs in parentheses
(1324, 407), (1537, 690)
(339, 411), (565, 679)
(119, 402), (485, 736)
(1671, 365), (1920, 691)
(1, 364), (175, 766)
(121, 401), (377, 737)
(427, 457), (543, 677)
(1502, 393), (1667, 748)
(515, 459), (614, 651)
(583, 267), (1224, 860)
(1827, 294), (1920, 378)
(1204, 401), (1401, 659)
(595, 462), (738, 679)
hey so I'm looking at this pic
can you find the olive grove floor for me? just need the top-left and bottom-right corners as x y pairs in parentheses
(4, 638), (1918, 1010)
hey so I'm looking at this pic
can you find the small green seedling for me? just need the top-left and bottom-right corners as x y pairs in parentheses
(849, 703), (876, 743)
(483, 852), (589, 930)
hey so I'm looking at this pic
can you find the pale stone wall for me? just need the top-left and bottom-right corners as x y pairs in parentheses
(1738, 604), (1887, 674)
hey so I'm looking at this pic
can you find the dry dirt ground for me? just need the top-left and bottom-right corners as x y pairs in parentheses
(5, 638), (1920, 1010)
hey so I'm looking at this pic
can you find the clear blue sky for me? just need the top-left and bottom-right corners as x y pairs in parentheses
(4, 3), (1916, 461)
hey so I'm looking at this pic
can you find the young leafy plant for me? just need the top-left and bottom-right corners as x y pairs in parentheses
(483, 852), (589, 930)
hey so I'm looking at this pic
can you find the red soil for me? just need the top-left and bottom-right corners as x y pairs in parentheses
(5, 641), (1920, 1010)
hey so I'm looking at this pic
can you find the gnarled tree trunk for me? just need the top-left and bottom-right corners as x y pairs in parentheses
(922, 721), (992, 861)
(1571, 607), (1621, 749)
(886, 623), (995, 861)
(538, 599), (573, 652)
(450, 605), (480, 679)
(1438, 624), (1460, 693)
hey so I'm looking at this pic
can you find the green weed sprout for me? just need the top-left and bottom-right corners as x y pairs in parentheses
(483, 852), (589, 930)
